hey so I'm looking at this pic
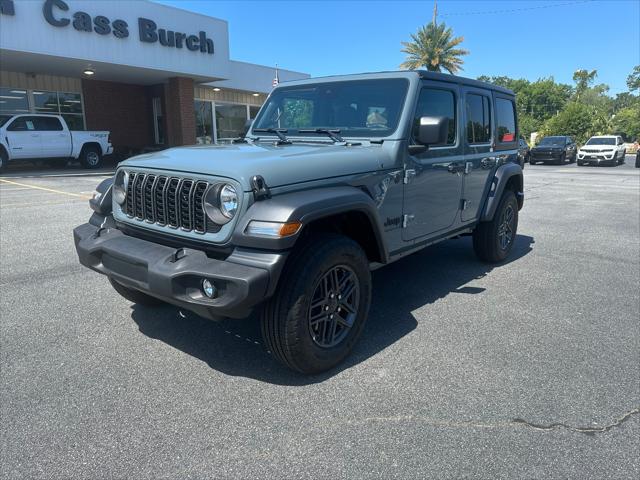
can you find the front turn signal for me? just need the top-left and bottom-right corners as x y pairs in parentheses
(245, 221), (302, 237)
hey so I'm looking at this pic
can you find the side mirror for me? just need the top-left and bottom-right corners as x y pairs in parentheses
(417, 116), (449, 146)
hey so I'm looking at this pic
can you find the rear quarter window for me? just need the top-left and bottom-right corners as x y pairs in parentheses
(495, 97), (517, 145)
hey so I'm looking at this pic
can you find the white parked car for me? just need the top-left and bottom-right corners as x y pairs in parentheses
(0, 114), (112, 171)
(577, 135), (626, 166)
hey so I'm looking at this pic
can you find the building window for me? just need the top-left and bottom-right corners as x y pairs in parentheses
(195, 100), (214, 144)
(195, 99), (262, 144)
(0, 88), (29, 114)
(249, 105), (260, 120)
(215, 103), (247, 142)
(1, 88), (85, 130)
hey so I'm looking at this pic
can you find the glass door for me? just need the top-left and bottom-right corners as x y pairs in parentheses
(152, 97), (164, 145)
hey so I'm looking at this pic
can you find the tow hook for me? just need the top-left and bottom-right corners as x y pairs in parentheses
(171, 248), (186, 263)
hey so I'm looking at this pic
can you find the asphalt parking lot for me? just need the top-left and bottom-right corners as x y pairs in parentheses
(1, 156), (639, 479)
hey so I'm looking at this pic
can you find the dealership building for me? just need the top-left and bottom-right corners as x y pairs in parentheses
(0, 0), (308, 152)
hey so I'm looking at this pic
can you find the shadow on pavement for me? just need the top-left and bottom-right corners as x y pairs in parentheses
(131, 234), (534, 385)
(0, 158), (119, 178)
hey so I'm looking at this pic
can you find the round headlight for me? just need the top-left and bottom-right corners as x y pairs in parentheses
(113, 170), (128, 205)
(219, 184), (238, 219)
(204, 183), (238, 224)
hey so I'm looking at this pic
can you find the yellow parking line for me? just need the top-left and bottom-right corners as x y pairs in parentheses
(0, 178), (92, 199)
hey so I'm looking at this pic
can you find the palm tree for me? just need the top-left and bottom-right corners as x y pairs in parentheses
(400, 22), (469, 74)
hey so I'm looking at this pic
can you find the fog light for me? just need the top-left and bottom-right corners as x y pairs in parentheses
(202, 279), (217, 299)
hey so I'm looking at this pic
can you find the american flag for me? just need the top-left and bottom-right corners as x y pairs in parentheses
(272, 64), (279, 88)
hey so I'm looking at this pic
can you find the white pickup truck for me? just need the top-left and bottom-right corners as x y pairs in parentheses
(0, 114), (112, 171)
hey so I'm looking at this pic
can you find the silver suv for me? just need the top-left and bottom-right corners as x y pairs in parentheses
(74, 71), (524, 373)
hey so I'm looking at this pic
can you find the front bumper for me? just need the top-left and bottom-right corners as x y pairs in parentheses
(73, 223), (287, 319)
(530, 151), (563, 162)
(577, 152), (615, 163)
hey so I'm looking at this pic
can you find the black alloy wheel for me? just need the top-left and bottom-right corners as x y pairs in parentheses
(497, 203), (516, 251)
(261, 233), (371, 374)
(308, 265), (360, 348)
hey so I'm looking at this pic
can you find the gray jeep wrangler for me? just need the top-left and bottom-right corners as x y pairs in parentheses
(74, 71), (523, 374)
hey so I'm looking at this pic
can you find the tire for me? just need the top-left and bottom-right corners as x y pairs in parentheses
(557, 153), (566, 165)
(80, 145), (102, 169)
(261, 234), (372, 374)
(609, 152), (617, 167)
(570, 152), (577, 163)
(0, 148), (7, 173)
(108, 277), (165, 307)
(473, 190), (519, 263)
(619, 150), (625, 164)
(577, 161), (584, 166)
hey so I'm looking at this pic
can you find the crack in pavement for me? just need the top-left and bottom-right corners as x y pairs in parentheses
(512, 406), (640, 436)
(347, 407), (640, 436)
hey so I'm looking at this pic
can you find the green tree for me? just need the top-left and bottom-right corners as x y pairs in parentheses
(573, 69), (598, 100)
(613, 92), (640, 112)
(400, 22), (469, 74)
(539, 102), (608, 144)
(612, 105), (640, 141)
(627, 65), (640, 92)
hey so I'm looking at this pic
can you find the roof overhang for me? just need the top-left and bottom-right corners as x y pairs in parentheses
(0, 48), (223, 85)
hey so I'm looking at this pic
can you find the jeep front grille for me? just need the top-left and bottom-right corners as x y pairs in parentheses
(123, 171), (219, 234)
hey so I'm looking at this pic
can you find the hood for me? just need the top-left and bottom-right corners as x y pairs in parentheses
(532, 145), (563, 151)
(580, 145), (615, 151)
(120, 142), (390, 191)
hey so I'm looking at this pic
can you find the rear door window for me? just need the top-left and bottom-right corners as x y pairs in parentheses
(495, 97), (517, 144)
(466, 94), (491, 144)
(34, 116), (63, 131)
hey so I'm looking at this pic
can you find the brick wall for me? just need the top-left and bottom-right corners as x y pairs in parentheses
(82, 79), (154, 150)
(164, 77), (196, 146)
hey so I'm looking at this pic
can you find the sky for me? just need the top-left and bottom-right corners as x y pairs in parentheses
(157, 0), (640, 95)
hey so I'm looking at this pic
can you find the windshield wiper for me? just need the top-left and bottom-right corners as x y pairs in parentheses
(298, 128), (344, 143)
(253, 128), (291, 145)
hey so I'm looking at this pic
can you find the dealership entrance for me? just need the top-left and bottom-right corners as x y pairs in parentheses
(0, 0), (307, 154)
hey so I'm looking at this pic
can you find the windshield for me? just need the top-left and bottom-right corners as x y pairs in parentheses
(251, 78), (409, 138)
(585, 137), (615, 145)
(0, 115), (12, 128)
(538, 137), (565, 146)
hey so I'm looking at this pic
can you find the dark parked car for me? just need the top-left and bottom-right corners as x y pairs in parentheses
(517, 137), (530, 166)
(530, 136), (577, 165)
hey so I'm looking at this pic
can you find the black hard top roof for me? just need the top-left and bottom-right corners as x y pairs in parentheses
(283, 70), (515, 96)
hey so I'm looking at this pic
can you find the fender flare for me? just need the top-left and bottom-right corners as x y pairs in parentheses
(480, 163), (524, 222)
(233, 186), (388, 260)
(89, 177), (113, 215)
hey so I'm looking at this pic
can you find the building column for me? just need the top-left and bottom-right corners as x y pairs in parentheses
(164, 76), (196, 146)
